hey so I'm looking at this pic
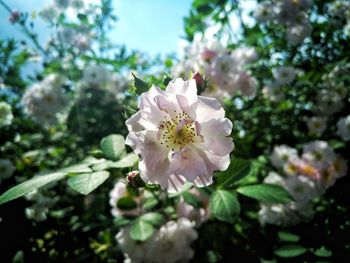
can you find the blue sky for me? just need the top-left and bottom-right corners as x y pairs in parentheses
(0, 0), (192, 56)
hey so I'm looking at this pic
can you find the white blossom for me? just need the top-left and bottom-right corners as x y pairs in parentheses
(305, 116), (327, 134)
(272, 66), (296, 85)
(270, 145), (298, 168)
(337, 115), (350, 141)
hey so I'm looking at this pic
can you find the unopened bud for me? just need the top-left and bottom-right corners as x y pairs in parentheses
(9, 11), (20, 24)
(193, 72), (204, 88)
(201, 49), (217, 62)
(126, 171), (145, 188)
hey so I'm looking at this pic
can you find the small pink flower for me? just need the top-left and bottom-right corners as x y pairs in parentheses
(125, 78), (234, 192)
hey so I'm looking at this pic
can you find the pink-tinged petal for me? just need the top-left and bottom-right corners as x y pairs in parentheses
(125, 131), (145, 155)
(201, 136), (234, 156)
(196, 96), (225, 123)
(175, 118), (193, 133)
(167, 174), (188, 193)
(139, 158), (170, 189)
(193, 173), (213, 188)
(169, 147), (208, 182)
(201, 118), (233, 136)
(167, 78), (198, 105)
(143, 131), (168, 171)
(176, 94), (197, 119)
(125, 111), (143, 132)
(198, 149), (231, 172)
(154, 95), (171, 113)
(139, 85), (165, 110)
(195, 121), (201, 136)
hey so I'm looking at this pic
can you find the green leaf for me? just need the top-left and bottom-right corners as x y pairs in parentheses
(278, 231), (300, 243)
(209, 190), (240, 223)
(217, 158), (257, 187)
(132, 73), (150, 95)
(117, 196), (138, 210)
(0, 172), (66, 205)
(60, 164), (92, 174)
(237, 184), (293, 204)
(109, 153), (138, 168)
(100, 134), (125, 161)
(130, 219), (154, 241)
(67, 171), (110, 195)
(140, 212), (164, 226)
(313, 246), (332, 257)
(274, 245), (307, 258)
(182, 191), (201, 208)
(142, 196), (158, 210)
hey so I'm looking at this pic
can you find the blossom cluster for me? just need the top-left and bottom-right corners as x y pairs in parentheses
(259, 141), (347, 226)
(262, 66), (296, 102)
(109, 179), (208, 262)
(328, 0), (350, 37)
(172, 38), (258, 98)
(21, 74), (69, 126)
(116, 218), (198, 263)
(255, 0), (313, 45)
(79, 64), (130, 97)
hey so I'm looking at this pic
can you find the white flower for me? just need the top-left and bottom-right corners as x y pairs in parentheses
(262, 82), (285, 102)
(286, 21), (312, 45)
(254, 1), (274, 23)
(125, 78), (234, 192)
(176, 188), (210, 226)
(305, 116), (327, 134)
(82, 64), (111, 86)
(0, 159), (16, 182)
(21, 74), (68, 126)
(337, 115), (350, 141)
(234, 71), (258, 97)
(109, 180), (140, 217)
(315, 89), (344, 116)
(40, 4), (60, 23)
(302, 141), (336, 169)
(0, 102), (14, 127)
(270, 145), (298, 168)
(116, 218), (198, 263)
(259, 201), (314, 226)
(283, 175), (318, 204)
(272, 66), (296, 85)
(264, 171), (286, 186)
(116, 227), (153, 263)
(231, 47), (258, 68)
(147, 218), (198, 263)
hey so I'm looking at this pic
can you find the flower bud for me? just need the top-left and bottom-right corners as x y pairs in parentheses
(9, 11), (20, 24)
(126, 171), (145, 188)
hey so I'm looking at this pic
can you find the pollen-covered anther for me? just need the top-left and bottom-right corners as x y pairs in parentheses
(158, 112), (201, 151)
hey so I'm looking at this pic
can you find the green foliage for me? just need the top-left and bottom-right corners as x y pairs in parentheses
(216, 158), (257, 187)
(209, 189), (240, 223)
(237, 184), (293, 204)
(117, 196), (138, 210)
(130, 219), (154, 241)
(131, 73), (150, 95)
(0, 172), (66, 205)
(67, 171), (110, 195)
(274, 245), (308, 258)
(277, 232), (300, 243)
(100, 134), (126, 161)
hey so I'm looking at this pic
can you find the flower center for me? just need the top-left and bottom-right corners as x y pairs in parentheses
(157, 111), (202, 151)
